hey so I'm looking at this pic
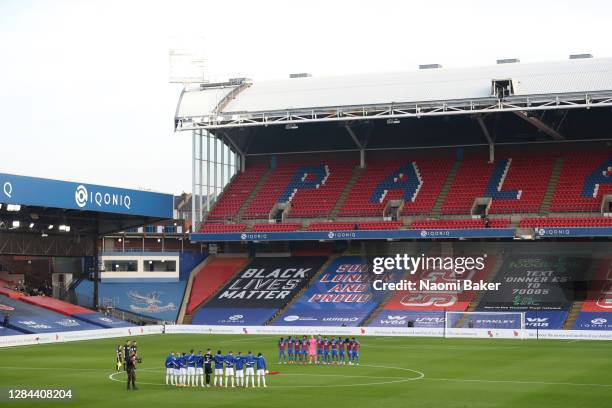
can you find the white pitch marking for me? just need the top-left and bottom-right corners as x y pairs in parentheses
(424, 377), (612, 388)
(107, 365), (425, 389)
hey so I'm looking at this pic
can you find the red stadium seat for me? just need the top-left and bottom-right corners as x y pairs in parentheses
(251, 223), (302, 232)
(340, 156), (454, 217)
(411, 218), (510, 229)
(519, 217), (612, 228)
(551, 151), (612, 212)
(200, 223), (246, 233)
(442, 154), (555, 214)
(308, 221), (403, 231)
(244, 155), (358, 220)
(207, 163), (268, 221)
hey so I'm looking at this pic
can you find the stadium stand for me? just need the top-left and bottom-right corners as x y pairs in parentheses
(186, 257), (249, 314)
(0, 327), (23, 336)
(308, 221), (403, 231)
(369, 254), (496, 328)
(551, 151), (612, 212)
(71, 312), (133, 328)
(243, 156), (357, 220)
(520, 217), (612, 228)
(340, 155), (453, 217)
(442, 154), (555, 214)
(274, 256), (401, 326)
(251, 222), (302, 232)
(206, 162), (268, 221)
(0, 284), (132, 331)
(21, 296), (94, 316)
(178, 252), (208, 281)
(75, 280), (186, 323)
(0, 285), (25, 299)
(193, 257), (327, 325)
(474, 253), (591, 329)
(200, 223), (247, 233)
(20, 296), (133, 328)
(574, 259), (612, 330)
(0, 295), (102, 333)
(195, 146), (612, 232)
(411, 218), (510, 229)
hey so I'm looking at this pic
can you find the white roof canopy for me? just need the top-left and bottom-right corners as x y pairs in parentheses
(175, 57), (612, 130)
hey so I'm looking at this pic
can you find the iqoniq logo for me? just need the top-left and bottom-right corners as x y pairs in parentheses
(74, 184), (132, 210)
(75, 185), (88, 207)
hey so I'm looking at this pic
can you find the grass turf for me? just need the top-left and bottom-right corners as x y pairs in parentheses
(0, 334), (611, 407)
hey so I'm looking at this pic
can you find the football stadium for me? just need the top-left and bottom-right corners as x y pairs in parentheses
(1, 1), (612, 407)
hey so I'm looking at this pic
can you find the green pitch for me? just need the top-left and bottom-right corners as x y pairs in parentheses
(0, 334), (611, 407)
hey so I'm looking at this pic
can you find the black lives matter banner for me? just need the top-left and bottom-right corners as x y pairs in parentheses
(204, 257), (326, 309)
(478, 255), (591, 311)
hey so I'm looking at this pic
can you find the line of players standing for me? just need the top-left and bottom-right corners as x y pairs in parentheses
(278, 336), (361, 365)
(165, 349), (269, 388)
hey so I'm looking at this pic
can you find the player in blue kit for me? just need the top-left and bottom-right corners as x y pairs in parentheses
(186, 349), (196, 386)
(255, 352), (268, 388)
(195, 351), (204, 387)
(338, 337), (346, 365)
(287, 336), (294, 364)
(165, 352), (175, 385)
(331, 338), (339, 364)
(234, 351), (245, 387)
(178, 352), (187, 386)
(352, 338), (360, 365)
(172, 351), (180, 385)
(213, 350), (224, 387)
(294, 338), (302, 363)
(224, 351), (236, 387)
(316, 335), (323, 364)
(301, 336), (308, 364)
(278, 337), (287, 364)
(244, 351), (256, 388)
(322, 337), (331, 364)
(347, 339), (354, 364)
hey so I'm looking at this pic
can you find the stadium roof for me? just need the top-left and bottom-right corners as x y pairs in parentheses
(176, 57), (612, 130)
(0, 172), (174, 256)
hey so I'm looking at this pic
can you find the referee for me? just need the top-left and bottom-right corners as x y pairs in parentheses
(204, 348), (213, 387)
(123, 340), (130, 371)
(126, 352), (137, 390)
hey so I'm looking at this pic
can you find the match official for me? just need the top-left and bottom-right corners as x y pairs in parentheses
(126, 352), (137, 390)
(204, 349), (213, 387)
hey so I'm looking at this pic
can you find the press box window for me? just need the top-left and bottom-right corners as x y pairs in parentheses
(104, 260), (138, 272)
(146, 260), (177, 272)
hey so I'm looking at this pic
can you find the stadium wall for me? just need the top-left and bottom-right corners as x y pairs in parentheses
(166, 324), (612, 341)
(0, 325), (164, 348)
(2, 324), (612, 348)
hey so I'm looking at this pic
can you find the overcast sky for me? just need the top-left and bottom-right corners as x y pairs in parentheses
(0, 0), (610, 194)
